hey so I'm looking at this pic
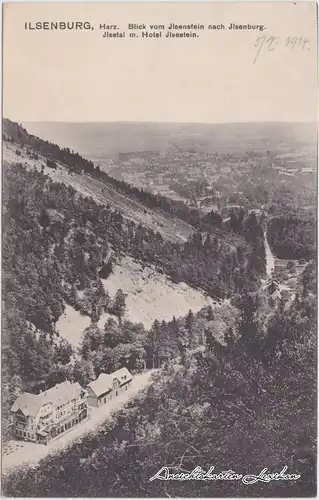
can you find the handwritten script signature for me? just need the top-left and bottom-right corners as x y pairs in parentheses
(149, 465), (301, 484)
(253, 35), (311, 63)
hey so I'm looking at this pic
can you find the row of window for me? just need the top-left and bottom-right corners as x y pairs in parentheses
(57, 410), (68, 419)
(99, 385), (128, 404)
(56, 400), (74, 411)
(17, 422), (37, 432)
(40, 404), (52, 415)
(17, 430), (35, 440)
(16, 418), (83, 441)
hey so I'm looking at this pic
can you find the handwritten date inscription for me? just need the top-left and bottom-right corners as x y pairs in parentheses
(253, 36), (311, 63)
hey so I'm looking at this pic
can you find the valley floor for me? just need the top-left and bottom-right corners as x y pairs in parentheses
(2, 371), (155, 475)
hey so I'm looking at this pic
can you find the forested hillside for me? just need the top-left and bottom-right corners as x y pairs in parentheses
(3, 119), (211, 230)
(2, 119), (258, 237)
(2, 121), (267, 435)
(2, 160), (264, 430)
(267, 214), (316, 260)
(3, 263), (316, 497)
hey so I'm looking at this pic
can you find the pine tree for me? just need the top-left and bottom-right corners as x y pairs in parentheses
(225, 327), (235, 350)
(185, 309), (194, 333)
(39, 209), (50, 227)
(237, 292), (262, 359)
(206, 305), (214, 321)
(112, 289), (126, 324)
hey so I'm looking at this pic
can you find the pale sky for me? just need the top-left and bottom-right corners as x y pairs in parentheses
(3, 2), (318, 123)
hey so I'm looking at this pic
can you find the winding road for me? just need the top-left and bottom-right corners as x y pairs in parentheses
(264, 231), (275, 278)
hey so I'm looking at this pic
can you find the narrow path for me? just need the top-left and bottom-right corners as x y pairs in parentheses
(264, 231), (275, 278)
(2, 371), (155, 475)
(263, 230), (295, 297)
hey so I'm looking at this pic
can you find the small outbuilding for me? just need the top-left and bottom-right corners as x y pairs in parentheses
(87, 368), (133, 408)
(86, 373), (112, 408)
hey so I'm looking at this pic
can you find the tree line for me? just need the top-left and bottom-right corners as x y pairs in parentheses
(267, 214), (315, 260)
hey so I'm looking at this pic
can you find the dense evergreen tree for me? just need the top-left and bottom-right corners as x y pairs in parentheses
(268, 214), (315, 260)
(111, 289), (126, 324)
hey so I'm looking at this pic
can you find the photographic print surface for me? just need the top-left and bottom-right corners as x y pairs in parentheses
(1, 1), (318, 497)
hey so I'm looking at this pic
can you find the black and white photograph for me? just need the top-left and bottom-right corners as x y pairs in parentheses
(1, 2), (317, 497)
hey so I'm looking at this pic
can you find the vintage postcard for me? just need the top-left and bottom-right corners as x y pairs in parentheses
(1, 1), (317, 497)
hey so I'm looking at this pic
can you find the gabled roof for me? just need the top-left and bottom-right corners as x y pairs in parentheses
(87, 373), (112, 397)
(11, 393), (42, 417)
(41, 381), (84, 408)
(110, 367), (133, 385)
(11, 381), (85, 417)
(87, 368), (133, 397)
